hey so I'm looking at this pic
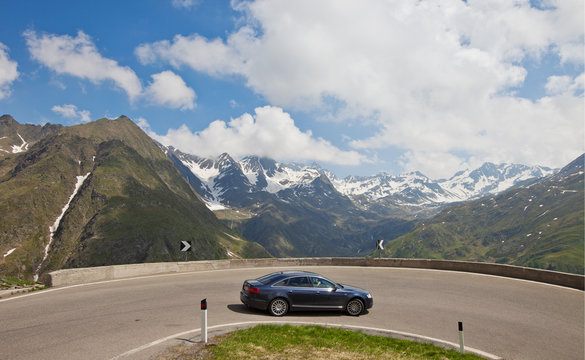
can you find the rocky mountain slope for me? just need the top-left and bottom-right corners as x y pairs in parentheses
(383, 154), (584, 274)
(0, 116), (269, 281)
(0, 115), (62, 163)
(162, 147), (414, 257)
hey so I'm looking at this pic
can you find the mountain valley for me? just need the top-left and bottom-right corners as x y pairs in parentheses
(162, 145), (583, 274)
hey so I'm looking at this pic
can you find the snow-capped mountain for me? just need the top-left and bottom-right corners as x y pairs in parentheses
(327, 171), (456, 205)
(439, 163), (554, 200)
(161, 145), (556, 216)
(328, 163), (554, 205)
(164, 146), (327, 210)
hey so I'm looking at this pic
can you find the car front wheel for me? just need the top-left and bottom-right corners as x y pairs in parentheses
(268, 298), (289, 316)
(346, 298), (364, 316)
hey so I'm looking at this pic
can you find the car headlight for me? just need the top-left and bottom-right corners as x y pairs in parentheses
(366, 293), (372, 299)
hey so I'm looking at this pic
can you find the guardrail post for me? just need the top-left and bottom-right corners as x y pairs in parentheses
(201, 298), (207, 343)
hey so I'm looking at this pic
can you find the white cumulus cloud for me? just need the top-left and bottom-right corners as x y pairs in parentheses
(24, 30), (142, 101)
(51, 104), (91, 123)
(25, 30), (198, 111)
(144, 70), (196, 110)
(171, 0), (200, 9)
(0, 43), (19, 100)
(148, 105), (367, 165)
(136, 0), (584, 178)
(546, 73), (584, 96)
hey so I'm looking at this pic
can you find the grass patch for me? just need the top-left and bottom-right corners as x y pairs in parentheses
(0, 277), (46, 296)
(1, 277), (37, 288)
(158, 325), (486, 360)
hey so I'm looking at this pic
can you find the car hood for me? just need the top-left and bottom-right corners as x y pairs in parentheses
(339, 284), (368, 294)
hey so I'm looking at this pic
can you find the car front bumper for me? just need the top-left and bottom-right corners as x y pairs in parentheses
(365, 296), (373, 309)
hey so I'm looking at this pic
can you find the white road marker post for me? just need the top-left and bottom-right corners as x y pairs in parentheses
(201, 299), (208, 343)
(458, 321), (465, 354)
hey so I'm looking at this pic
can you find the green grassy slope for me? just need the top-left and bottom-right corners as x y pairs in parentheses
(384, 155), (584, 274)
(232, 195), (415, 258)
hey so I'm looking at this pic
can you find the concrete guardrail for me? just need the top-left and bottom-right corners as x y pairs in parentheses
(45, 258), (585, 290)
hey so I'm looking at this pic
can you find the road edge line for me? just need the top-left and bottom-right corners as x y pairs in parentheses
(110, 320), (503, 360)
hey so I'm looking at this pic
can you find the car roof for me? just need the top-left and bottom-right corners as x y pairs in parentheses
(280, 270), (320, 275)
(269, 270), (321, 277)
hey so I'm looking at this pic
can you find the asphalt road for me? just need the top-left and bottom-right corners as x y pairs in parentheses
(0, 266), (583, 360)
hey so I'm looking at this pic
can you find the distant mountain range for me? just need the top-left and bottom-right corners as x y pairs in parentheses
(160, 145), (583, 270)
(0, 115), (269, 281)
(162, 145), (555, 217)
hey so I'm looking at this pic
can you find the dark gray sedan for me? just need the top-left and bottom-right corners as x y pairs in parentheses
(240, 270), (373, 316)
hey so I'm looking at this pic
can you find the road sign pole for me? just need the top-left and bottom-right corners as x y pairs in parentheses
(201, 299), (208, 343)
(458, 321), (464, 354)
(376, 240), (384, 258)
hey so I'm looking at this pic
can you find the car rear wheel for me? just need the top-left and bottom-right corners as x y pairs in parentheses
(346, 298), (364, 316)
(268, 298), (289, 316)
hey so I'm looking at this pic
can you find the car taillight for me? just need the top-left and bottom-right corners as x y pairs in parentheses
(248, 286), (260, 294)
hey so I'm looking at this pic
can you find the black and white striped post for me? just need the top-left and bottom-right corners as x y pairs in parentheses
(201, 299), (208, 343)
(458, 321), (465, 354)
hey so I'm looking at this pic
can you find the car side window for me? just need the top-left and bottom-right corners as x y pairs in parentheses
(289, 276), (311, 287)
(310, 277), (335, 288)
(274, 276), (312, 287)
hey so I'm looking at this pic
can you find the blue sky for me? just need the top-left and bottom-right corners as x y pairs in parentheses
(0, 0), (583, 178)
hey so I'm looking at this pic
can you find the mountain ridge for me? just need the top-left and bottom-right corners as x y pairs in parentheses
(162, 145), (556, 217)
(0, 116), (270, 280)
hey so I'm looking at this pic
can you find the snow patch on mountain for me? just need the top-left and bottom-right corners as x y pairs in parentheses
(205, 199), (226, 211)
(0, 133), (29, 154)
(34, 172), (91, 281)
(183, 159), (220, 182)
(11, 133), (29, 153)
(3, 248), (16, 258)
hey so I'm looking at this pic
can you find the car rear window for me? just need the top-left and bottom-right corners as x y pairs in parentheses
(257, 273), (284, 285)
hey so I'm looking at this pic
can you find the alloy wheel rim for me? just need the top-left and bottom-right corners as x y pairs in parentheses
(348, 300), (363, 315)
(271, 299), (287, 315)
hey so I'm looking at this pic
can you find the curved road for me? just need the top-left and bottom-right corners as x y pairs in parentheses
(0, 266), (583, 360)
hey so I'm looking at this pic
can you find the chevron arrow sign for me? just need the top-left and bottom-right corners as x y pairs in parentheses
(180, 241), (192, 252)
(376, 239), (384, 250)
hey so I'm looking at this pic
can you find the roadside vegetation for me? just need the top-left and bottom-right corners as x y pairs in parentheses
(0, 277), (45, 297)
(158, 324), (485, 360)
